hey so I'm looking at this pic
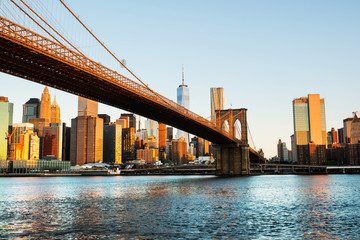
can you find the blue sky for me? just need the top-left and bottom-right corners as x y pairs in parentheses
(0, 0), (359, 157)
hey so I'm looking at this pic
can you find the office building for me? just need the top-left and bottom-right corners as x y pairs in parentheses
(171, 137), (187, 165)
(167, 127), (173, 141)
(146, 136), (158, 149)
(43, 123), (64, 160)
(210, 87), (224, 120)
(116, 118), (128, 128)
(70, 97), (103, 166)
(351, 112), (360, 144)
(158, 123), (166, 150)
(120, 113), (136, 130)
(43, 133), (57, 158)
(22, 98), (40, 123)
(277, 139), (289, 162)
(293, 94), (327, 163)
(135, 129), (148, 141)
(29, 118), (49, 137)
(122, 127), (136, 162)
(177, 65), (190, 147)
(78, 96), (98, 117)
(343, 117), (354, 143)
(330, 127), (338, 144)
(136, 148), (158, 163)
(98, 114), (111, 125)
(338, 128), (344, 144)
(39, 86), (51, 123)
(145, 118), (158, 139)
(9, 123), (39, 160)
(103, 122), (122, 164)
(0, 97), (13, 160)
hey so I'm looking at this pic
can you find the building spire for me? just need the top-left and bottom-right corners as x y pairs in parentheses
(182, 64), (184, 85)
(52, 95), (58, 107)
(44, 86), (49, 94)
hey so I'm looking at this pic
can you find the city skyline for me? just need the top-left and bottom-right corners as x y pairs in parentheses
(0, 0), (359, 158)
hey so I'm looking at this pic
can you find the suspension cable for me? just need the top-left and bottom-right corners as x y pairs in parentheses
(58, 0), (172, 107)
(10, 0), (64, 46)
(18, 0), (87, 57)
(247, 121), (257, 151)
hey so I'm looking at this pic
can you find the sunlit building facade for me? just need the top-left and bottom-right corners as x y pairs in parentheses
(292, 94), (327, 163)
(70, 97), (103, 166)
(9, 123), (39, 160)
(158, 123), (166, 150)
(51, 96), (61, 123)
(0, 97), (13, 160)
(103, 122), (122, 164)
(39, 86), (51, 123)
(171, 137), (187, 165)
(43, 123), (63, 160)
(351, 112), (360, 144)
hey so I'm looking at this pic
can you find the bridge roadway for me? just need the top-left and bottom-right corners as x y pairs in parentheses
(0, 16), (235, 144)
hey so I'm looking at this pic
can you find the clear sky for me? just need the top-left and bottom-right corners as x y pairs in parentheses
(0, 0), (359, 158)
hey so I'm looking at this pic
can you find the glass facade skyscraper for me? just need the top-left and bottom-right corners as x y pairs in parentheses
(177, 66), (190, 148)
(0, 97), (13, 160)
(22, 98), (40, 123)
(292, 94), (327, 161)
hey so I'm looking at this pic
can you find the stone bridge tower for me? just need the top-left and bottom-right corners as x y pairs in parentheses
(214, 108), (250, 175)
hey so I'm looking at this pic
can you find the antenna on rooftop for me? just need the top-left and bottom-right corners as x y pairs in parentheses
(182, 64), (184, 85)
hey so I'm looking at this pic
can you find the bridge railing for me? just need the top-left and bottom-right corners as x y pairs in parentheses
(0, 16), (233, 139)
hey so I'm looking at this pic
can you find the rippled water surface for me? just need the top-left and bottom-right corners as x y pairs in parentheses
(1, 175), (360, 239)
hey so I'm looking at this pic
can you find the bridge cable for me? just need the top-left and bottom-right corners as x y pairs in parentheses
(58, 0), (174, 109)
(17, 0), (87, 58)
(247, 121), (257, 151)
(9, 0), (67, 47)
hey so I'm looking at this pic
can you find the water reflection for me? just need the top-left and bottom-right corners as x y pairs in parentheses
(0, 175), (360, 239)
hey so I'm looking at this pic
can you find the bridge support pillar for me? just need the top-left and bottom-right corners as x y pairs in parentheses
(215, 143), (250, 176)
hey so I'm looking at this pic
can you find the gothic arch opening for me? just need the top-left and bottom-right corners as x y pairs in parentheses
(222, 120), (230, 133)
(234, 119), (242, 140)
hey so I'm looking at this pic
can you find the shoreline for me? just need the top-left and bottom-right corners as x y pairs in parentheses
(1, 172), (359, 177)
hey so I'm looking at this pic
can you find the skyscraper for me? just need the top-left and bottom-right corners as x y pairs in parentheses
(22, 98), (40, 123)
(277, 139), (289, 162)
(39, 86), (51, 123)
(166, 127), (173, 141)
(121, 113), (137, 130)
(43, 123), (64, 160)
(343, 117), (354, 143)
(158, 123), (166, 150)
(0, 97), (13, 160)
(292, 94), (327, 163)
(210, 87), (224, 120)
(50, 95), (61, 123)
(351, 112), (360, 144)
(70, 97), (103, 166)
(177, 65), (190, 147)
(103, 122), (122, 164)
(78, 96), (98, 117)
(145, 118), (159, 139)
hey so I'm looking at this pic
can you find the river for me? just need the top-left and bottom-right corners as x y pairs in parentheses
(0, 175), (360, 239)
